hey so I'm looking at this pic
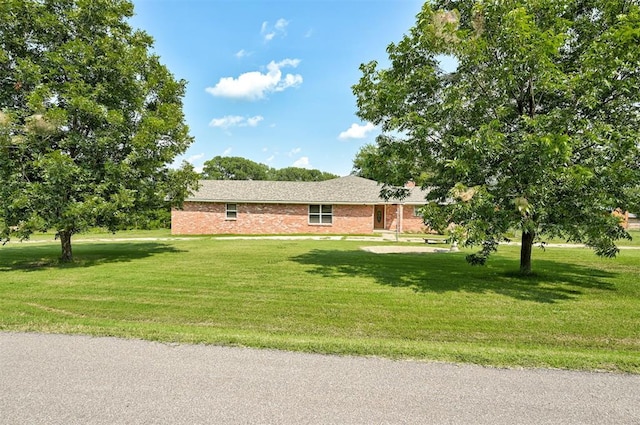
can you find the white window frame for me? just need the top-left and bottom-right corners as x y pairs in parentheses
(225, 203), (237, 220)
(309, 204), (333, 225)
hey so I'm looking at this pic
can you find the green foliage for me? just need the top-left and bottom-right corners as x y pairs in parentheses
(353, 0), (640, 272)
(201, 155), (338, 181)
(0, 0), (198, 260)
(202, 156), (271, 180)
(352, 143), (430, 185)
(271, 166), (338, 181)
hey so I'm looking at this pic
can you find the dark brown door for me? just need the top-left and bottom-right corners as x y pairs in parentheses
(374, 205), (385, 229)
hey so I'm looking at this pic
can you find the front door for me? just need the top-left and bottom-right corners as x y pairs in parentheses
(374, 205), (385, 229)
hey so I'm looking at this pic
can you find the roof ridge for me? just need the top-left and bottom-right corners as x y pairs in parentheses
(190, 176), (428, 204)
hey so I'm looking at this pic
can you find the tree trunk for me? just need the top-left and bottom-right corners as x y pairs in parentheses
(520, 230), (535, 275)
(59, 230), (73, 262)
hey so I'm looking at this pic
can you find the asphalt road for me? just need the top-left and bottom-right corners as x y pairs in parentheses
(1, 332), (639, 424)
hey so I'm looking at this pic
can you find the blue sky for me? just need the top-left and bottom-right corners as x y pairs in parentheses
(130, 0), (425, 176)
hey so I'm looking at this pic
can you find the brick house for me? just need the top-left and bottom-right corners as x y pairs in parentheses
(171, 175), (430, 235)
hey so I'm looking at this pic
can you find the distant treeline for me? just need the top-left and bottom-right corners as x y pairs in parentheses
(201, 156), (339, 181)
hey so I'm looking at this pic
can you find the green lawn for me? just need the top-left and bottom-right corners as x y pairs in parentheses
(1, 236), (638, 373)
(23, 228), (176, 241)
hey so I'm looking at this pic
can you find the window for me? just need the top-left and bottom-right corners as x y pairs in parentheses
(309, 204), (332, 225)
(226, 203), (237, 220)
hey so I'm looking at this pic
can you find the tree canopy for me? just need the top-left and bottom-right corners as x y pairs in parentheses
(352, 143), (432, 186)
(353, 0), (640, 273)
(201, 156), (338, 181)
(202, 156), (271, 180)
(271, 166), (338, 182)
(0, 0), (198, 261)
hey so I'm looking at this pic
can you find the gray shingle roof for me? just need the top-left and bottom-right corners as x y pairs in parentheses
(188, 175), (428, 205)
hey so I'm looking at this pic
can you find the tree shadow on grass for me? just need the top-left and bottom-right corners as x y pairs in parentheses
(0, 242), (183, 271)
(290, 249), (617, 303)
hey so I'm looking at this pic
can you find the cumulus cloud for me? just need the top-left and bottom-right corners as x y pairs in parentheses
(209, 115), (264, 129)
(293, 156), (311, 168)
(262, 18), (289, 42)
(222, 147), (233, 156)
(209, 116), (244, 129)
(275, 18), (289, 31)
(206, 59), (302, 101)
(338, 122), (377, 140)
(246, 116), (264, 127)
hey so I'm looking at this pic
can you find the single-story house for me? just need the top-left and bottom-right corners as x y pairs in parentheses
(171, 175), (430, 235)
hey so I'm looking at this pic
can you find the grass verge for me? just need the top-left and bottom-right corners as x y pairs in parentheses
(1, 237), (638, 373)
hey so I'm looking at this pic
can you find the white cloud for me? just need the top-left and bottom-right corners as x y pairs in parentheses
(186, 153), (205, 163)
(206, 59), (302, 100)
(338, 122), (377, 140)
(275, 18), (289, 31)
(288, 147), (301, 157)
(222, 147), (232, 156)
(235, 49), (251, 59)
(261, 18), (288, 42)
(246, 115), (264, 127)
(209, 115), (244, 129)
(293, 156), (311, 168)
(266, 155), (275, 163)
(209, 115), (264, 129)
(304, 28), (314, 38)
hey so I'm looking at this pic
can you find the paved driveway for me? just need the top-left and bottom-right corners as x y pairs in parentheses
(1, 332), (639, 424)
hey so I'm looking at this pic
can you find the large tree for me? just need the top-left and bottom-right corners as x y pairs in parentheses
(0, 0), (197, 261)
(352, 143), (430, 185)
(202, 156), (272, 180)
(353, 0), (640, 274)
(271, 167), (338, 182)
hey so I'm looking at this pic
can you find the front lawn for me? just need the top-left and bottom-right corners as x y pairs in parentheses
(1, 237), (638, 373)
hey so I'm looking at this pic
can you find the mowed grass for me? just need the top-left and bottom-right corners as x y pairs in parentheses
(1, 237), (639, 373)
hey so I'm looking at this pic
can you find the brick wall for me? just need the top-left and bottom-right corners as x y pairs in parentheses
(381, 205), (429, 233)
(172, 202), (377, 235)
(402, 205), (430, 233)
(384, 205), (397, 231)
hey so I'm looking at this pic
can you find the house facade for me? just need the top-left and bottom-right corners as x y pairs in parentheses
(171, 175), (430, 235)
